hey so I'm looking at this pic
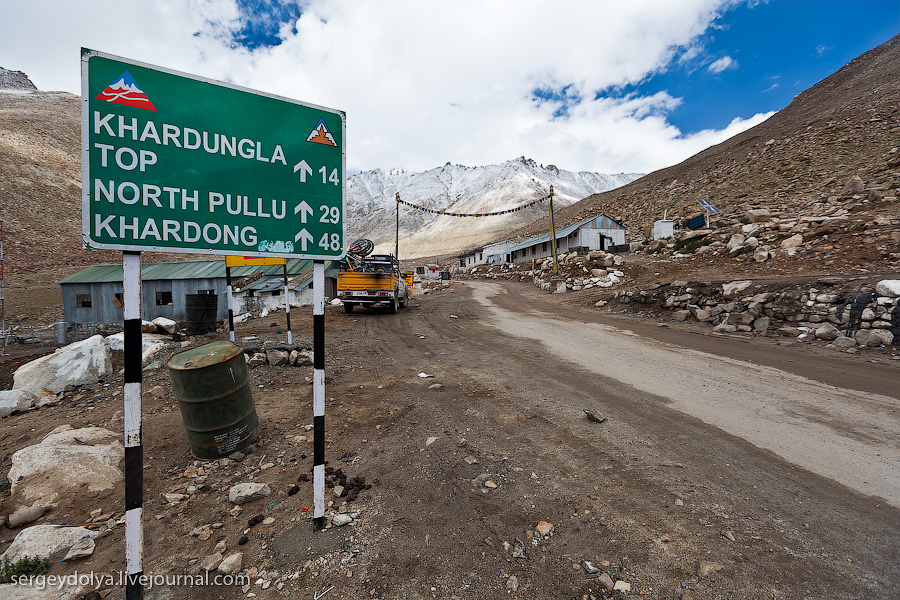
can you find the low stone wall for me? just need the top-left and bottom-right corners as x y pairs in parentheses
(617, 279), (899, 348)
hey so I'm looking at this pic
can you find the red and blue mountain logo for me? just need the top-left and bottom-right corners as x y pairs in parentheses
(307, 117), (337, 146)
(95, 71), (157, 111)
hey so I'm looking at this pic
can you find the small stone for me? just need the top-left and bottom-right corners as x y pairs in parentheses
(675, 498), (684, 506)
(425, 436), (438, 446)
(238, 536), (248, 545)
(332, 514), (353, 527)
(722, 530), (736, 542)
(63, 537), (95, 561)
(228, 483), (272, 505)
(229, 505), (243, 517)
(464, 456), (478, 465)
(535, 521), (554, 535)
(598, 573), (615, 591)
(165, 493), (187, 504)
(333, 486), (345, 498)
(218, 552), (243, 575)
(613, 581), (631, 593)
(200, 553), (223, 572)
(506, 575), (519, 592)
(262, 517), (275, 525)
(484, 480), (497, 489)
(214, 539), (227, 553)
(428, 383), (443, 389)
(581, 560), (599, 574)
(697, 560), (724, 577)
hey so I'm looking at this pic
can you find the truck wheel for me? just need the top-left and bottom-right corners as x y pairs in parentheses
(400, 291), (408, 308)
(343, 302), (354, 314)
(389, 298), (398, 314)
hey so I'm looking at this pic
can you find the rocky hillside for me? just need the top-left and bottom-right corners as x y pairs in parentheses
(509, 34), (900, 275)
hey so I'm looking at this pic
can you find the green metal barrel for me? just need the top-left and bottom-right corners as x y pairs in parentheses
(166, 340), (259, 459)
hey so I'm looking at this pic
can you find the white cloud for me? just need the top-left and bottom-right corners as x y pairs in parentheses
(707, 55), (737, 74)
(1, 0), (769, 174)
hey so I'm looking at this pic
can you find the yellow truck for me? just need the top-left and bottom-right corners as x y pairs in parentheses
(336, 254), (410, 314)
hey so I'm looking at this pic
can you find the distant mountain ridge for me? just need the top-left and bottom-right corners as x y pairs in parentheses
(348, 158), (641, 258)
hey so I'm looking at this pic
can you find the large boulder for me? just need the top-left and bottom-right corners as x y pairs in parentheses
(151, 316), (178, 334)
(0, 525), (98, 563)
(13, 335), (111, 395)
(815, 323), (842, 341)
(0, 390), (38, 418)
(855, 329), (894, 348)
(8, 426), (123, 507)
(746, 208), (771, 223)
(875, 280), (900, 298)
(722, 280), (753, 299)
(105, 332), (170, 364)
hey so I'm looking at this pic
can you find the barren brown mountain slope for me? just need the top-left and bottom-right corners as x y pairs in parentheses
(510, 34), (900, 276)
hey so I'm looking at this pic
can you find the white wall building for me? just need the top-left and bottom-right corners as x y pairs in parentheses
(652, 220), (675, 240)
(509, 214), (626, 263)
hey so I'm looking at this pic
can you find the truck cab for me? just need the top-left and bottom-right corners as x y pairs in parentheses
(336, 254), (409, 314)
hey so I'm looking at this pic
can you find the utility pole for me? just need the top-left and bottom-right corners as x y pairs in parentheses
(548, 186), (559, 275)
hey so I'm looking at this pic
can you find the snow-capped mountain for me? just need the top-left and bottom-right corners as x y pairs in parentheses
(347, 157), (642, 259)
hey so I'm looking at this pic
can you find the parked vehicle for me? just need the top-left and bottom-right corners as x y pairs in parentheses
(336, 254), (409, 314)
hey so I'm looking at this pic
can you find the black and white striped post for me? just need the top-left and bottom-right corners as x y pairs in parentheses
(123, 251), (144, 599)
(313, 260), (326, 529)
(283, 262), (292, 344)
(226, 265), (235, 343)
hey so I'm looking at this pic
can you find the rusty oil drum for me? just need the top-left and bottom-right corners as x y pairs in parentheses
(166, 340), (259, 459)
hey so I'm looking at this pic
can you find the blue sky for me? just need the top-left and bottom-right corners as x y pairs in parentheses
(1, 1), (898, 174)
(613, 0), (900, 134)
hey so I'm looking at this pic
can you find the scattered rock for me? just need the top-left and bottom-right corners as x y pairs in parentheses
(697, 560), (724, 577)
(535, 521), (554, 536)
(0, 525), (98, 563)
(218, 552), (243, 575)
(63, 536), (96, 561)
(875, 280), (900, 298)
(598, 573), (615, 591)
(200, 552), (223, 572)
(228, 483), (272, 505)
(332, 514), (353, 527)
(613, 581), (631, 593)
(583, 409), (607, 423)
(581, 560), (599, 574)
(505, 576), (519, 592)
(0, 390), (38, 418)
(13, 335), (111, 396)
(9, 426), (123, 507)
(722, 280), (752, 299)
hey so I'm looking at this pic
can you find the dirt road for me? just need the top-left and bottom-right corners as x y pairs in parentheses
(2, 280), (898, 599)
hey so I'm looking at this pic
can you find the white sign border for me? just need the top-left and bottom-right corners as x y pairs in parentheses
(81, 48), (347, 261)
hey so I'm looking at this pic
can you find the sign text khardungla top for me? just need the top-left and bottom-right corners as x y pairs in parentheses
(81, 49), (347, 260)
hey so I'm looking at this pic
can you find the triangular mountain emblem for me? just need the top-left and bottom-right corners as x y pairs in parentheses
(95, 71), (157, 111)
(307, 117), (337, 146)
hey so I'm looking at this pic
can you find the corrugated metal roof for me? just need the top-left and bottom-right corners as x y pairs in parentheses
(507, 214), (623, 253)
(59, 258), (325, 284)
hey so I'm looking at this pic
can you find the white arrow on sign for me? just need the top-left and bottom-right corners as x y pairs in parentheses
(294, 228), (314, 251)
(294, 200), (314, 223)
(293, 160), (313, 183)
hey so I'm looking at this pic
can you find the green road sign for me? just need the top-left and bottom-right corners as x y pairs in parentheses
(81, 49), (346, 260)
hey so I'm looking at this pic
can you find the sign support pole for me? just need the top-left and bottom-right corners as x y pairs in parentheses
(548, 186), (559, 275)
(226, 266), (235, 343)
(312, 260), (326, 529)
(283, 263), (292, 344)
(395, 193), (400, 260)
(123, 250), (144, 599)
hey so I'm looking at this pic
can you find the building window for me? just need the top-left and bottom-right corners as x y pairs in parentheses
(76, 294), (92, 308)
(156, 291), (173, 306)
(542, 242), (547, 252)
(271, 289), (281, 296)
(416, 267), (425, 275)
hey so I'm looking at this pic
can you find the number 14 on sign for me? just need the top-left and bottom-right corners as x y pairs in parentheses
(293, 160), (340, 185)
